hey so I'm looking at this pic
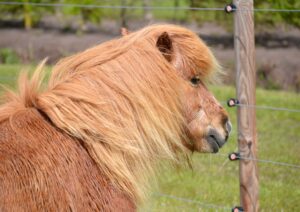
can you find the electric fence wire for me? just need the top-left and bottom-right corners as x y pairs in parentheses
(217, 153), (300, 169)
(0, 1), (300, 13)
(155, 193), (231, 210)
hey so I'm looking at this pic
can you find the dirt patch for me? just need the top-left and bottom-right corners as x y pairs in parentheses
(0, 28), (114, 64)
(213, 47), (300, 91)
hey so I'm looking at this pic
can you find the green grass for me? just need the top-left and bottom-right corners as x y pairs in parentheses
(0, 64), (299, 211)
(0, 64), (51, 89)
(142, 87), (300, 211)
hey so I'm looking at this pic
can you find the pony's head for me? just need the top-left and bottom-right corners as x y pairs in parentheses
(143, 26), (231, 153)
(121, 25), (231, 153)
(0, 24), (231, 203)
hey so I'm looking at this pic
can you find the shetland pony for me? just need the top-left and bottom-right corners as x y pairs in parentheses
(0, 25), (231, 211)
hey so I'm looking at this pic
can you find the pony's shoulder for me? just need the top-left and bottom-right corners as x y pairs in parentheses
(0, 107), (135, 211)
(0, 108), (57, 157)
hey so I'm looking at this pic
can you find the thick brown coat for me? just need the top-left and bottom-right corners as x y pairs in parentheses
(0, 108), (135, 211)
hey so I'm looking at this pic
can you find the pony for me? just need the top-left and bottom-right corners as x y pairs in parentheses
(0, 24), (231, 211)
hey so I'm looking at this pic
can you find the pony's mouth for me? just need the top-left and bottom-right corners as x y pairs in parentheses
(206, 129), (227, 153)
(206, 135), (221, 153)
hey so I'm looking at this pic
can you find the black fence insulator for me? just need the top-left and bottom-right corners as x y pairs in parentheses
(228, 152), (240, 161)
(227, 98), (239, 107)
(224, 3), (237, 13)
(232, 206), (244, 212)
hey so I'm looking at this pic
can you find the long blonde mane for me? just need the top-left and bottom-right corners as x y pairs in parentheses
(0, 24), (219, 203)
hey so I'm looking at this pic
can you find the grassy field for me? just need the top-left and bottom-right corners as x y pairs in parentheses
(0, 64), (299, 211)
(142, 85), (300, 212)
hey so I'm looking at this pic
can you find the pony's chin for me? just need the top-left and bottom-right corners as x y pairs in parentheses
(199, 146), (219, 153)
(189, 139), (220, 153)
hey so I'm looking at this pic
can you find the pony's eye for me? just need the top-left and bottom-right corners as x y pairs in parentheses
(190, 76), (200, 86)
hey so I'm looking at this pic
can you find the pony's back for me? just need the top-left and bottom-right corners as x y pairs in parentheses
(0, 108), (135, 211)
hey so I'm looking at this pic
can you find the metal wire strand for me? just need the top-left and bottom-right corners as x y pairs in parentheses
(0, 2), (224, 11)
(236, 103), (300, 113)
(0, 2), (300, 13)
(155, 193), (231, 210)
(220, 101), (300, 113)
(217, 153), (300, 169)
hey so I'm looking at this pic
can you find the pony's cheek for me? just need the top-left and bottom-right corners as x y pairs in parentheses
(186, 119), (207, 151)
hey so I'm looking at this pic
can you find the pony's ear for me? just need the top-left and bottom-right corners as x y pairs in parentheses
(121, 27), (130, 36)
(156, 32), (173, 62)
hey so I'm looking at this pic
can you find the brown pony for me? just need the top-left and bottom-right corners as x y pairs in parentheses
(0, 24), (231, 211)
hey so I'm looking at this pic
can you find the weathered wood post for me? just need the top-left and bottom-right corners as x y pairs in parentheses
(233, 0), (259, 211)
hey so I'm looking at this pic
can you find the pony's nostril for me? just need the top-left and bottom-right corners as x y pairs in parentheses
(226, 121), (232, 134)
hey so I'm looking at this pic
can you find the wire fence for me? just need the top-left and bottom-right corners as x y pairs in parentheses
(155, 193), (232, 211)
(154, 145), (300, 210)
(154, 144), (300, 209)
(0, 1), (300, 13)
(151, 147), (300, 211)
(216, 153), (300, 169)
(222, 101), (300, 114)
(236, 103), (300, 113)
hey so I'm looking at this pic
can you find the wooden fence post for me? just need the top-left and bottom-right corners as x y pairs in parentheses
(233, 0), (259, 211)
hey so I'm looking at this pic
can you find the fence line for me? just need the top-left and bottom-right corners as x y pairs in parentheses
(220, 101), (300, 114)
(0, 2), (300, 13)
(236, 103), (300, 113)
(252, 8), (300, 13)
(155, 149), (300, 209)
(153, 149), (300, 210)
(0, 2), (224, 11)
(217, 153), (300, 169)
(155, 193), (231, 210)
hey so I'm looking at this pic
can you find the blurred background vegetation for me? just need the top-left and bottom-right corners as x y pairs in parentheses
(0, 0), (299, 30)
(0, 0), (299, 92)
